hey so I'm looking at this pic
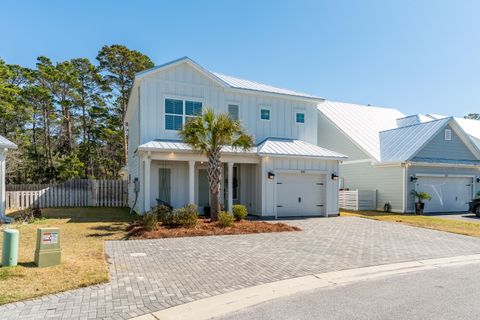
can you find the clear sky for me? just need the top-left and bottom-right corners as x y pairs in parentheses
(1, 0), (479, 117)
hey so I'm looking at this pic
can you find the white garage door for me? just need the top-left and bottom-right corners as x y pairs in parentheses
(276, 173), (326, 217)
(416, 176), (473, 213)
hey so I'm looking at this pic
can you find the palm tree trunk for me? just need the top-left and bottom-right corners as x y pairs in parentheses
(208, 151), (222, 221)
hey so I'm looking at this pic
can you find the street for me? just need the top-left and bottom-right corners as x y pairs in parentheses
(214, 262), (480, 320)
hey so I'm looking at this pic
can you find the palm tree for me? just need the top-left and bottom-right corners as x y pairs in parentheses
(180, 108), (253, 221)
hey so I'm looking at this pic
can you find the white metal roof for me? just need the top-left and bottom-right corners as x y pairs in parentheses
(257, 138), (347, 159)
(138, 138), (346, 160)
(379, 118), (452, 162)
(212, 72), (321, 100)
(0, 135), (17, 149)
(134, 57), (322, 101)
(317, 101), (405, 161)
(137, 140), (257, 154)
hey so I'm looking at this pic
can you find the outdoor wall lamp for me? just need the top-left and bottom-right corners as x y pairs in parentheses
(331, 173), (339, 180)
(268, 171), (275, 180)
(477, 177), (480, 183)
(410, 175), (418, 182)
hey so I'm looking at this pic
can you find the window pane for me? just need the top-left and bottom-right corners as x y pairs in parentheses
(165, 99), (183, 115)
(260, 109), (270, 120)
(165, 115), (183, 130)
(296, 113), (305, 123)
(228, 104), (239, 120)
(185, 101), (202, 116)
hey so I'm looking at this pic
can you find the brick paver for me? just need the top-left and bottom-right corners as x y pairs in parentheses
(2, 217), (480, 319)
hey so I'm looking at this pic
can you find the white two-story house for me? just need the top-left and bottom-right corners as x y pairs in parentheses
(125, 57), (346, 217)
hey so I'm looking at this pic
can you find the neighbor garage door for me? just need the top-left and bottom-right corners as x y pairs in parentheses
(276, 173), (326, 217)
(415, 176), (473, 213)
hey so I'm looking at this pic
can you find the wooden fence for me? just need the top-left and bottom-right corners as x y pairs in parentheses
(339, 189), (377, 211)
(6, 179), (128, 210)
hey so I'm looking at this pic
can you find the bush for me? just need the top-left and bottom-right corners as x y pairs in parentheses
(232, 205), (248, 221)
(152, 204), (172, 223)
(14, 208), (42, 223)
(218, 211), (234, 228)
(141, 213), (158, 231)
(160, 204), (198, 228)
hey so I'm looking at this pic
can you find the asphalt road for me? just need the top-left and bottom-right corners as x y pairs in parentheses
(426, 212), (480, 223)
(213, 262), (480, 320)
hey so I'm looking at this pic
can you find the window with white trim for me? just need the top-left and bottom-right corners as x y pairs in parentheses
(296, 112), (305, 124)
(165, 98), (202, 130)
(260, 108), (270, 120)
(228, 104), (239, 120)
(444, 128), (452, 141)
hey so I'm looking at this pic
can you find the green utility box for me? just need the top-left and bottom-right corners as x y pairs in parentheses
(34, 228), (61, 267)
(2, 229), (19, 267)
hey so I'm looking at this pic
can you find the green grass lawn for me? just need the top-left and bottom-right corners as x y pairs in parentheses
(341, 210), (480, 238)
(0, 207), (135, 305)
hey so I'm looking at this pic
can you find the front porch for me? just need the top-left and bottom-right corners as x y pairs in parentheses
(141, 150), (260, 215)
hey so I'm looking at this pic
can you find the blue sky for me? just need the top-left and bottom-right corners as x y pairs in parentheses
(1, 0), (479, 117)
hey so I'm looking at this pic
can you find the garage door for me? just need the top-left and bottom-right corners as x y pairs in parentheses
(276, 173), (326, 217)
(415, 176), (473, 213)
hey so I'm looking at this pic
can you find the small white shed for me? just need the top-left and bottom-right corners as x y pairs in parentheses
(0, 135), (17, 221)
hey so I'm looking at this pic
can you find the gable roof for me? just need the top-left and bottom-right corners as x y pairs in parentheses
(134, 57), (322, 101)
(379, 117), (480, 162)
(0, 135), (17, 149)
(317, 101), (405, 161)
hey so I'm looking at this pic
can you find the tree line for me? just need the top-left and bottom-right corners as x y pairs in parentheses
(0, 45), (154, 183)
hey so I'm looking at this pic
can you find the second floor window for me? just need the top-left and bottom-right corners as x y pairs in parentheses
(228, 104), (239, 120)
(260, 108), (270, 121)
(296, 112), (305, 123)
(165, 98), (202, 130)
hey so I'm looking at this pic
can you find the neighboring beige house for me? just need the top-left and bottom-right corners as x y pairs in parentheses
(0, 135), (17, 221)
(317, 101), (480, 213)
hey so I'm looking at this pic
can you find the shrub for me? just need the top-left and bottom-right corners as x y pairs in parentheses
(218, 211), (234, 228)
(14, 208), (42, 223)
(152, 204), (172, 223)
(232, 205), (248, 221)
(142, 213), (158, 231)
(161, 204), (198, 228)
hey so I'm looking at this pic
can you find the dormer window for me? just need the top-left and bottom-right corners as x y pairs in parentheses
(260, 107), (271, 121)
(296, 112), (305, 124)
(444, 129), (452, 141)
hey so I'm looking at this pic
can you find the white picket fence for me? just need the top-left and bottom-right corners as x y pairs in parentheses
(339, 189), (377, 211)
(6, 179), (128, 210)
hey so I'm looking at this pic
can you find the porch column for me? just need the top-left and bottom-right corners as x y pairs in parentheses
(188, 160), (195, 204)
(227, 162), (234, 213)
(144, 155), (151, 213)
(0, 150), (6, 217)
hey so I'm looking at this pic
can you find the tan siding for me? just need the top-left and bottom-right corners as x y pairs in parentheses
(340, 162), (404, 212)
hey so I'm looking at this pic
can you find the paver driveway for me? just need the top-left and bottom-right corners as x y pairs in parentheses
(2, 216), (480, 320)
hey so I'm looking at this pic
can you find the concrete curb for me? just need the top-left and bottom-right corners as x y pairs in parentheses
(130, 253), (480, 320)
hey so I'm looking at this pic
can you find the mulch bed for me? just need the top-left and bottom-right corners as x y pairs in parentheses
(127, 218), (301, 239)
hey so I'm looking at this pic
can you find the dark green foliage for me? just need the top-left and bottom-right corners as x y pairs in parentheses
(159, 204), (198, 228)
(465, 113), (480, 120)
(0, 45), (154, 183)
(218, 211), (234, 228)
(232, 204), (248, 221)
(13, 207), (42, 223)
(141, 212), (158, 231)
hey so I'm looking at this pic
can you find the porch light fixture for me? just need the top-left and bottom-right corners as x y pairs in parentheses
(268, 171), (275, 180)
(331, 173), (339, 181)
(410, 175), (418, 182)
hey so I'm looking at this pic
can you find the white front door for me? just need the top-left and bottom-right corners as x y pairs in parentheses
(416, 176), (473, 213)
(276, 173), (326, 217)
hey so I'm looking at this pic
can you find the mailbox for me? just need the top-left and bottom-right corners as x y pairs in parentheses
(34, 228), (61, 267)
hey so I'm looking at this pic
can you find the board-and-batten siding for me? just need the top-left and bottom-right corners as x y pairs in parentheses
(139, 63), (318, 145)
(406, 165), (480, 212)
(412, 125), (477, 161)
(317, 113), (369, 161)
(262, 158), (340, 216)
(340, 162), (404, 212)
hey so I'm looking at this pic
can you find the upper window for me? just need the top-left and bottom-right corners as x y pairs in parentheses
(444, 128), (452, 141)
(260, 108), (270, 121)
(296, 112), (305, 124)
(165, 98), (202, 130)
(228, 104), (239, 120)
